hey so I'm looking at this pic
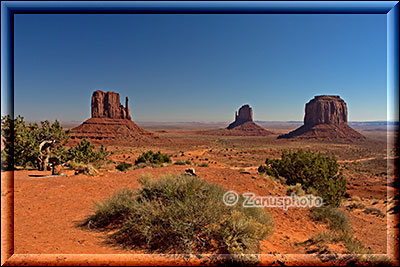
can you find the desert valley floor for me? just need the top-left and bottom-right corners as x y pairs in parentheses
(2, 124), (398, 264)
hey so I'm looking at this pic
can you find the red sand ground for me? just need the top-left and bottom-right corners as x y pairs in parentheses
(4, 166), (391, 255)
(2, 127), (398, 265)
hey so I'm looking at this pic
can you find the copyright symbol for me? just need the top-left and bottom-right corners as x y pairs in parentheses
(223, 190), (239, 206)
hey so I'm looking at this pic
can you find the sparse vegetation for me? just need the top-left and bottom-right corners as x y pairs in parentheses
(116, 162), (132, 172)
(310, 206), (351, 232)
(134, 150), (171, 165)
(305, 204), (372, 256)
(286, 183), (305, 196)
(68, 160), (99, 176)
(258, 149), (347, 207)
(346, 201), (366, 210)
(82, 174), (273, 254)
(363, 207), (385, 217)
(173, 159), (192, 165)
(303, 231), (370, 254)
(198, 162), (209, 167)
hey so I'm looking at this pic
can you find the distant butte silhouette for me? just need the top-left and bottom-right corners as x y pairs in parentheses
(278, 95), (365, 141)
(224, 104), (273, 136)
(227, 104), (253, 129)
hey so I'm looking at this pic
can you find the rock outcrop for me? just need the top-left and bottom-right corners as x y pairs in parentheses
(304, 95), (347, 126)
(70, 90), (162, 146)
(200, 104), (273, 136)
(227, 104), (253, 129)
(278, 95), (365, 141)
(91, 90), (131, 120)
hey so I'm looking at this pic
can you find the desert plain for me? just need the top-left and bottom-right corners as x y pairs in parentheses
(2, 122), (398, 264)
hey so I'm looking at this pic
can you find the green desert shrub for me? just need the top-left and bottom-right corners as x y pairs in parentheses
(173, 160), (187, 165)
(310, 206), (351, 232)
(134, 150), (171, 165)
(66, 138), (108, 164)
(258, 149), (347, 207)
(257, 164), (269, 174)
(116, 162), (132, 172)
(82, 174), (273, 254)
(198, 162), (209, 167)
(286, 183), (305, 196)
(1, 115), (69, 170)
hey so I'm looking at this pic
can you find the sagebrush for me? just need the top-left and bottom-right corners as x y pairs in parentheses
(82, 174), (273, 254)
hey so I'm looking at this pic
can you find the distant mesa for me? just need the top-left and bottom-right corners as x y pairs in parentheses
(70, 90), (161, 146)
(200, 104), (273, 136)
(278, 95), (365, 141)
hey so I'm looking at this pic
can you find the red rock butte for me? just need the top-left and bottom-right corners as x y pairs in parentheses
(278, 95), (365, 141)
(70, 90), (159, 145)
(227, 104), (253, 129)
(91, 90), (131, 120)
(200, 104), (273, 136)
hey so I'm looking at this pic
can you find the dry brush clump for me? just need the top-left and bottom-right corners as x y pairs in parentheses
(81, 174), (273, 255)
(310, 206), (351, 232)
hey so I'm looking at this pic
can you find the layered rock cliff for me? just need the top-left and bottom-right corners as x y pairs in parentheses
(91, 90), (131, 120)
(278, 95), (365, 141)
(70, 90), (162, 146)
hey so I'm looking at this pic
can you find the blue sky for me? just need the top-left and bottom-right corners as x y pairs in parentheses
(14, 14), (387, 122)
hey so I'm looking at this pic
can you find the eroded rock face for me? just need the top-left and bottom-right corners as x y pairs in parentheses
(91, 90), (131, 120)
(227, 104), (253, 129)
(222, 104), (273, 135)
(304, 95), (347, 126)
(278, 95), (365, 141)
(69, 90), (165, 146)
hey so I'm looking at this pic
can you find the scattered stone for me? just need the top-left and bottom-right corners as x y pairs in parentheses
(185, 168), (197, 176)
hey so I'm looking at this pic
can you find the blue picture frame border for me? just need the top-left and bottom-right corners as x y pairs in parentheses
(1, 1), (399, 266)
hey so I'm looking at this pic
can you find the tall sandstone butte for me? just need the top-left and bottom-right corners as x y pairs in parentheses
(227, 104), (253, 129)
(278, 95), (365, 141)
(221, 104), (273, 136)
(91, 90), (131, 120)
(70, 90), (159, 145)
